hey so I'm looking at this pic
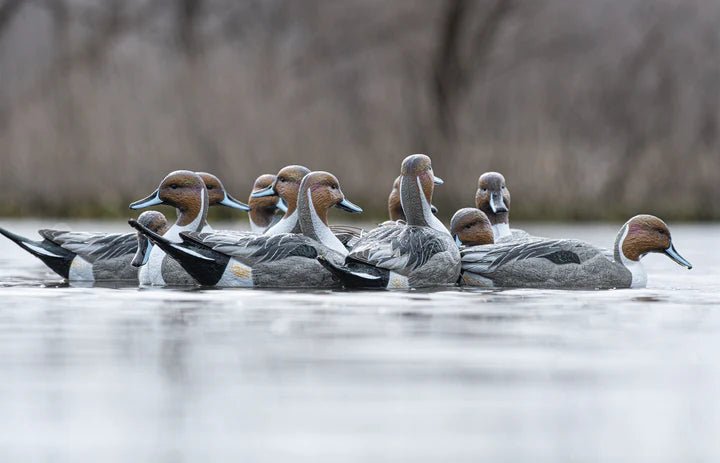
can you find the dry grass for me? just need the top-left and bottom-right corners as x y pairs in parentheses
(0, 0), (718, 221)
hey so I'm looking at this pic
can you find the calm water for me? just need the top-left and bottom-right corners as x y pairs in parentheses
(0, 219), (718, 462)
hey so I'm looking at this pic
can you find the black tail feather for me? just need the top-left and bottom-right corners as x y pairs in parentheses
(0, 227), (75, 278)
(317, 255), (389, 289)
(127, 220), (229, 285)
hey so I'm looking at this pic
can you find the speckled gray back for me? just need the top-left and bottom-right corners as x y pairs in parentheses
(161, 256), (199, 286)
(92, 255), (138, 282)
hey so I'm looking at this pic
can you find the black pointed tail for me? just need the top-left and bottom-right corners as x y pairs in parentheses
(0, 227), (75, 279)
(127, 220), (229, 286)
(316, 255), (389, 289)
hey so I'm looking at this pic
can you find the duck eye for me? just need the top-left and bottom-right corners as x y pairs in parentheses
(207, 186), (214, 190)
(170, 184), (178, 190)
(501, 185), (506, 189)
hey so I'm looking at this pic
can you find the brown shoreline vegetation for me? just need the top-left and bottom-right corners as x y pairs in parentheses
(1, 0), (719, 221)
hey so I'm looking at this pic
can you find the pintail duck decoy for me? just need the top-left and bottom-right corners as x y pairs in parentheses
(250, 164), (363, 247)
(196, 172), (251, 232)
(475, 172), (528, 242)
(381, 175), (440, 226)
(130, 170), (217, 286)
(130, 211), (170, 267)
(456, 214), (692, 289)
(0, 171), (245, 282)
(248, 174), (287, 234)
(318, 154), (460, 289)
(129, 171), (363, 288)
(251, 165), (311, 235)
(450, 208), (495, 248)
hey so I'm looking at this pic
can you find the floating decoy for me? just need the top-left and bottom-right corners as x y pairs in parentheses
(0, 171), (246, 282)
(318, 154), (460, 289)
(456, 214), (692, 289)
(129, 171), (363, 288)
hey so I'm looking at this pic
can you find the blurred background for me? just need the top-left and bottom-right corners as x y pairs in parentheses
(0, 0), (718, 221)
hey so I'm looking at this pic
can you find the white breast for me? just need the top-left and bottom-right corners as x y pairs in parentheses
(416, 177), (449, 235)
(492, 223), (511, 240)
(264, 211), (298, 235)
(618, 225), (648, 288)
(308, 190), (347, 256)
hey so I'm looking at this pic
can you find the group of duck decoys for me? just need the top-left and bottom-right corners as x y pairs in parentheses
(0, 154), (692, 290)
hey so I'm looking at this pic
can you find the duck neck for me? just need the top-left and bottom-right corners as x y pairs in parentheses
(388, 200), (405, 222)
(492, 223), (511, 240)
(613, 224), (647, 288)
(399, 175), (448, 234)
(264, 209), (299, 235)
(298, 188), (348, 255)
(167, 189), (208, 242)
(264, 191), (300, 235)
(249, 206), (277, 233)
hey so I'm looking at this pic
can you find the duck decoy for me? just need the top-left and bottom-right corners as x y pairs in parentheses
(251, 165), (311, 235)
(475, 172), (529, 242)
(456, 214), (692, 289)
(0, 171), (246, 282)
(248, 174), (286, 234)
(129, 170), (215, 285)
(129, 171), (363, 288)
(318, 154), (460, 289)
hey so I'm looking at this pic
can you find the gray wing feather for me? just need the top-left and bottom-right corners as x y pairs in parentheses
(184, 232), (320, 264)
(348, 225), (446, 272)
(461, 239), (590, 273)
(39, 230), (137, 263)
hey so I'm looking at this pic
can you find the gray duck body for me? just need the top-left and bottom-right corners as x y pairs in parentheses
(184, 230), (344, 288)
(460, 238), (632, 289)
(39, 230), (140, 281)
(346, 223), (461, 288)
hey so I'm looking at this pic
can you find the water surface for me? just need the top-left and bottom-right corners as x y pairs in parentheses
(1, 220), (718, 462)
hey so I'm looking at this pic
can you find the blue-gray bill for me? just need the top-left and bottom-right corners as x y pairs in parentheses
(130, 189), (162, 209)
(219, 193), (250, 211)
(433, 176), (444, 185)
(250, 185), (277, 198)
(276, 198), (288, 213)
(336, 198), (363, 213)
(131, 237), (153, 267)
(490, 192), (508, 213)
(664, 243), (692, 269)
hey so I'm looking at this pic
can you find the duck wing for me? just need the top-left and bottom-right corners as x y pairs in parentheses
(461, 239), (595, 273)
(182, 231), (321, 265)
(347, 225), (446, 272)
(329, 224), (366, 248)
(39, 230), (137, 264)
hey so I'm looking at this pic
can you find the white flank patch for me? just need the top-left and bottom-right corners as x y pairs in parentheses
(416, 177), (449, 235)
(68, 256), (94, 281)
(216, 258), (253, 287)
(308, 189), (348, 255)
